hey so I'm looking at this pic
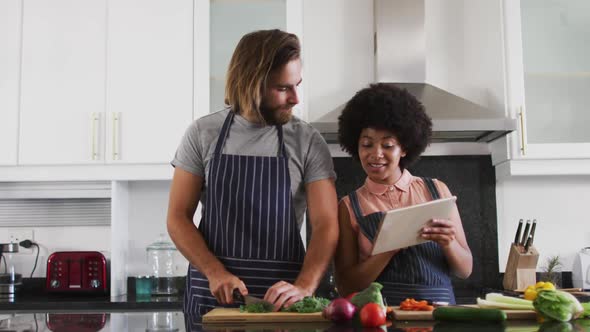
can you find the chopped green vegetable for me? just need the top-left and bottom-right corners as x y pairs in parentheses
(239, 296), (330, 313)
(350, 282), (384, 309)
(533, 290), (584, 322)
(280, 296), (330, 313)
(240, 301), (274, 313)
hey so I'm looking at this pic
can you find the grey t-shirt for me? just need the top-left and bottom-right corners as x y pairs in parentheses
(171, 108), (336, 229)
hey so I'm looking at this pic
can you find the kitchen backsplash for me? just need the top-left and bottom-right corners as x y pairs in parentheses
(332, 155), (502, 292)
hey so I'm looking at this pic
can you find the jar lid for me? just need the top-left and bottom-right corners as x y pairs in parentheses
(146, 234), (177, 251)
(0, 243), (19, 253)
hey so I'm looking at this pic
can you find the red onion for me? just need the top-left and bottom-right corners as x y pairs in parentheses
(322, 298), (357, 323)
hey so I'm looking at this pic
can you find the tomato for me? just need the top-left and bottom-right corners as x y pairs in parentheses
(345, 292), (358, 301)
(359, 303), (386, 327)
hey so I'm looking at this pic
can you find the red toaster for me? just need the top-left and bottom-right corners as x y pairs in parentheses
(46, 251), (108, 293)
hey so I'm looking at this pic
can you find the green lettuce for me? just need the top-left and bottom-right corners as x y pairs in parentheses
(533, 290), (584, 322)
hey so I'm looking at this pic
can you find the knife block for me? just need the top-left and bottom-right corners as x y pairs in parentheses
(503, 243), (539, 291)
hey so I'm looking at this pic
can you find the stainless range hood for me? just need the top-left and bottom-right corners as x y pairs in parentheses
(311, 82), (517, 144)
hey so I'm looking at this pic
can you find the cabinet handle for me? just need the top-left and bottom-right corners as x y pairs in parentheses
(91, 112), (99, 160)
(112, 112), (120, 160)
(518, 107), (526, 156)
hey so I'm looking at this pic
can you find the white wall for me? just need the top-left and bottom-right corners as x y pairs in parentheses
(304, 0), (374, 121)
(125, 180), (188, 277)
(496, 176), (590, 272)
(2, 226), (110, 278)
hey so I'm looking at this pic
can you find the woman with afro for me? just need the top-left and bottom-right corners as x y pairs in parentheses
(334, 83), (472, 305)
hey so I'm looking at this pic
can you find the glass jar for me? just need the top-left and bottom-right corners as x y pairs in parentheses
(0, 243), (22, 301)
(146, 234), (178, 296)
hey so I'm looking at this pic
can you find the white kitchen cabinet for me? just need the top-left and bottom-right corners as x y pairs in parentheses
(18, 0), (107, 165)
(0, 0), (21, 166)
(501, 0), (590, 161)
(18, 0), (193, 166)
(106, 0), (194, 164)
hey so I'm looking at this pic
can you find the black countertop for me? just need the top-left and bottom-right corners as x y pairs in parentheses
(2, 311), (590, 332)
(0, 278), (182, 313)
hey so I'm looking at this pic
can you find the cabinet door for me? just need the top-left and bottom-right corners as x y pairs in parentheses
(0, 0), (21, 165)
(19, 0), (106, 165)
(506, 0), (590, 159)
(106, 0), (193, 164)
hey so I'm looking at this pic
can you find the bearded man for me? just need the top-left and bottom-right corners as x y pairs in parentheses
(166, 29), (338, 325)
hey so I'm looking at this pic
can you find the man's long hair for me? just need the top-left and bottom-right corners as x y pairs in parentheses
(225, 29), (300, 124)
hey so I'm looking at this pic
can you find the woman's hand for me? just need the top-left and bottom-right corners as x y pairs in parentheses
(420, 218), (457, 248)
(208, 270), (247, 305)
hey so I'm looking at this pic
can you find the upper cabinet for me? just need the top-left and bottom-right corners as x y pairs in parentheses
(18, 0), (193, 166)
(105, 0), (193, 164)
(18, 0), (107, 165)
(0, 0), (21, 166)
(501, 0), (590, 161)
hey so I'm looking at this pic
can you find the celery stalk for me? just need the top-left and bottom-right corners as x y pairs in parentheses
(477, 297), (534, 310)
(485, 293), (535, 307)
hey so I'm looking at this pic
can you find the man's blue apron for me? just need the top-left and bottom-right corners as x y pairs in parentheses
(184, 111), (306, 328)
(349, 177), (456, 305)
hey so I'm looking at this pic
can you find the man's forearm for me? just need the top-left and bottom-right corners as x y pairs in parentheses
(294, 223), (338, 294)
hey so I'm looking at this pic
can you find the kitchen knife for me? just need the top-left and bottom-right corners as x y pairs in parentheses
(514, 219), (523, 245)
(232, 288), (268, 305)
(520, 220), (531, 246)
(528, 219), (537, 247)
(524, 234), (533, 253)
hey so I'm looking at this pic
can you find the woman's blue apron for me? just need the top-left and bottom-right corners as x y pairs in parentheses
(184, 112), (306, 329)
(349, 177), (456, 305)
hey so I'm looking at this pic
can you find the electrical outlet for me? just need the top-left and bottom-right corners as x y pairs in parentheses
(0, 229), (34, 254)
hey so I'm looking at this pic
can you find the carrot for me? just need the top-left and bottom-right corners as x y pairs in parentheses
(399, 298), (434, 311)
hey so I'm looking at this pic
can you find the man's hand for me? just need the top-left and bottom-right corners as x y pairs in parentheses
(208, 270), (247, 305)
(421, 218), (457, 247)
(263, 281), (311, 311)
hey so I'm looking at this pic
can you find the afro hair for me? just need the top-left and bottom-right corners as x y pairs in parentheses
(337, 83), (432, 170)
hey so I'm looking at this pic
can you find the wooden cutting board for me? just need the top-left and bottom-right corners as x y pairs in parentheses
(392, 305), (538, 321)
(202, 308), (328, 323)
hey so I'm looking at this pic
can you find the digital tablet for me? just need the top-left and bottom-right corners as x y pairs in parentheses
(371, 196), (457, 255)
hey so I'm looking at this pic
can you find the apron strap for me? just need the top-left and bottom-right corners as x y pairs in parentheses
(348, 190), (364, 222)
(422, 177), (440, 200)
(213, 111), (236, 156)
(348, 191), (382, 242)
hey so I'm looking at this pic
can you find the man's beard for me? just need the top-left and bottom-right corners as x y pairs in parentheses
(260, 104), (293, 126)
